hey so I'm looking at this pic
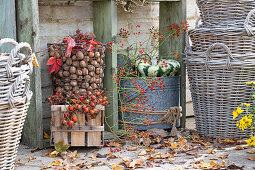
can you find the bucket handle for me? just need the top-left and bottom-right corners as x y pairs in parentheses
(7, 42), (33, 78)
(244, 9), (255, 36)
(205, 43), (234, 70)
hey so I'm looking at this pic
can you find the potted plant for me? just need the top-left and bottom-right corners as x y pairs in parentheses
(107, 22), (188, 131)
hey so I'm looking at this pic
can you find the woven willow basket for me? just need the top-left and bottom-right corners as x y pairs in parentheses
(186, 43), (253, 139)
(197, 0), (255, 28)
(0, 38), (33, 169)
(188, 15), (255, 56)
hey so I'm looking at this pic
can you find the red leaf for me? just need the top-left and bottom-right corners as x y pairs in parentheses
(46, 57), (56, 65)
(87, 44), (94, 51)
(48, 62), (56, 74)
(56, 59), (62, 66)
(55, 64), (60, 74)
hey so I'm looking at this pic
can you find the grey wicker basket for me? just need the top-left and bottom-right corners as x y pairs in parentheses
(186, 43), (252, 139)
(197, 0), (255, 28)
(188, 14), (255, 56)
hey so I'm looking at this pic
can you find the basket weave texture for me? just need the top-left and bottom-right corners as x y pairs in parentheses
(0, 38), (33, 169)
(186, 43), (252, 139)
(197, 0), (255, 28)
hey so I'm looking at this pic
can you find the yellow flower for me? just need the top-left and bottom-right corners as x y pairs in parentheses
(233, 106), (244, 119)
(236, 121), (239, 127)
(251, 127), (254, 130)
(239, 115), (253, 131)
(246, 81), (254, 85)
(242, 103), (251, 107)
(247, 136), (255, 147)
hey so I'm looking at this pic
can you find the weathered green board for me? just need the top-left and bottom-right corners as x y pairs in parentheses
(0, 0), (16, 52)
(93, 0), (118, 131)
(159, 0), (186, 128)
(16, 0), (44, 148)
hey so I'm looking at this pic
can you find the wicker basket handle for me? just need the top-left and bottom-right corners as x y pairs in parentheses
(0, 38), (18, 48)
(8, 74), (32, 108)
(244, 9), (255, 36)
(184, 32), (191, 54)
(7, 42), (33, 78)
(205, 43), (234, 70)
(195, 17), (201, 28)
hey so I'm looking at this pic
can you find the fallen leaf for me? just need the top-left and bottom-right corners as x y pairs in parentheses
(51, 159), (63, 166)
(199, 162), (211, 169)
(89, 154), (97, 161)
(168, 158), (176, 161)
(209, 157), (218, 160)
(249, 156), (255, 161)
(105, 152), (118, 158)
(55, 141), (70, 153)
(41, 152), (49, 157)
(146, 148), (154, 152)
(178, 137), (187, 146)
(109, 141), (120, 147)
(15, 162), (25, 166)
(44, 132), (50, 139)
(218, 154), (229, 159)
(220, 160), (226, 167)
(247, 150), (255, 154)
(127, 147), (138, 151)
(146, 162), (153, 168)
(101, 159), (109, 165)
(112, 165), (123, 170)
(49, 151), (60, 158)
(235, 145), (245, 150)
(138, 150), (147, 156)
(171, 142), (178, 149)
(28, 156), (36, 162)
(207, 150), (216, 154)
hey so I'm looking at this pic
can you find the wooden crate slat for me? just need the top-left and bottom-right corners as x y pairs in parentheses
(54, 132), (68, 145)
(51, 126), (104, 131)
(71, 132), (85, 146)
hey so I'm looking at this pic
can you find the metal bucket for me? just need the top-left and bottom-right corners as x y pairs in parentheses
(119, 76), (180, 130)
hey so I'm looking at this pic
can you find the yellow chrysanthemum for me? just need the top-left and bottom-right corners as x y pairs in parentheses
(233, 106), (244, 119)
(239, 115), (253, 131)
(247, 136), (255, 147)
(246, 81), (254, 85)
(242, 103), (251, 107)
(251, 127), (254, 130)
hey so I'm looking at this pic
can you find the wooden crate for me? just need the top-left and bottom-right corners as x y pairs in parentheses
(50, 105), (104, 147)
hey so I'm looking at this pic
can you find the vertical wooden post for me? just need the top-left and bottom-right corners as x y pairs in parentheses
(16, 0), (43, 148)
(93, 0), (118, 131)
(0, 0), (16, 52)
(159, 0), (186, 128)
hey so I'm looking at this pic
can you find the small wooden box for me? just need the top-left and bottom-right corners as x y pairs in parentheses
(50, 105), (104, 147)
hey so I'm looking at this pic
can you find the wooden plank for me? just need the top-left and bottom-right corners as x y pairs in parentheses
(87, 111), (102, 146)
(71, 132), (85, 146)
(93, 0), (118, 131)
(0, 0), (16, 53)
(54, 132), (68, 145)
(159, 0), (186, 128)
(16, 0), (44, 148)
(51, 126), (104, 131)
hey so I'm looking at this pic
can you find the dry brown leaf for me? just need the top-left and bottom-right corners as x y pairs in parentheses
(235, 145), (245, 150)
(41, 152), (49, 157)
(146, 162), (153, 168)
(51, 159), (63, 166)
(122, 157), (131, 166)
(126, 147), (138, 151)
(207, 150), (216, 154)
(199, 162), (211, 169)
(105, 152), (118, 158)
(67, 150), (77, 159)
(101, 159), (109, 166)
(181, 145), (192, 151)
(218, 154), (229, 159)
(209, 157), (218, 160)
(112, 165), (123, 170)
(28, 156), (36, 162)
(129, 156), (146, 168)
(178, 137), (187, 146)
(146, 148), (154, 152)
(247, 150), (255, 154)
(168, 158), (176, 161)
(15, 162), (25, 166)
(109, 141), (120, 147)
(89, 154), (97, 161)
(220, 160), (226, 167)
(171, 142), (178, 149)
(43, 132), (50, 139)
(249, 156), (255, 161)
(138, 150), (147, 156)
(49, 151), (60, 158)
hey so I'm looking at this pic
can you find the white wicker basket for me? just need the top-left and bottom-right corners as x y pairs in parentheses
(197, 0), (255, 28)
(186, 43), (252, 139)
(0, 38), (33, 169)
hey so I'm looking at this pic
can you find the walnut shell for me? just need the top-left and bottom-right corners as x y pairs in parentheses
(81, 82), (90, 88)
(72, 55), (77, 60)
(63, 71), (70, 77)
(63, 64), (69, 71)
(64, 85), (72, 91)
(89, 77), (96, 83)
(49, 46), (54, 52)
(82, 68), (89, 75)
(77, 76), (83, 82)
(58, 70), (63, 77)
(62, 56), (67, 62)
(89, 72), (95, 77)
(91, 60), (99, 67)
(80, 60), (87, 67)
(95, 52), (100, 58)
(84, 56), (90, 62)
(70, 67), (76, 74)
(91, 83), (98, 89)
(49, 51), (55, 57)
(72, 61), (79, 67)
(70, 74), (77, 79)
(77, 69), (83, 76)
(73, 86), (79, 92)
(77, 51), (84, 60)
(99, 73), (104, 78)
(88, 65), (95, 72)
(66, 58), (72, 65)
(85, 75), (91, 82)
(96, 68), (103, 75)
(70, 80), (77, 86)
